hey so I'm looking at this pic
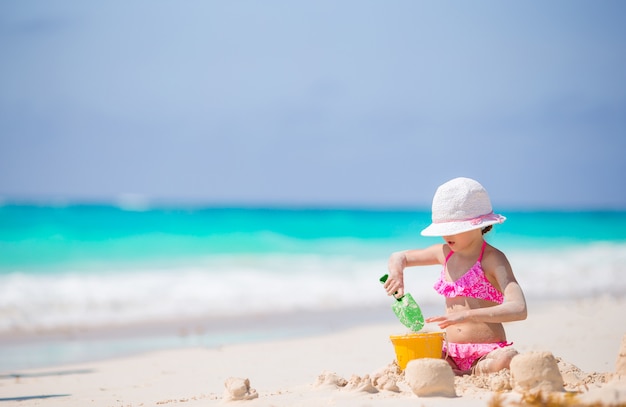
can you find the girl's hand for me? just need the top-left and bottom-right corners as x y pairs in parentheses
(383, 272), (404, 298)
(385, 252), (407, 297)
(426, 312), (467, 329)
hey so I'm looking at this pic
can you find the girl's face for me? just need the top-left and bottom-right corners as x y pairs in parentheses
(442, 228), (482, 251)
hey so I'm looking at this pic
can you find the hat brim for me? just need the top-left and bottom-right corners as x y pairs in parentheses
(420, 215), (506, 237)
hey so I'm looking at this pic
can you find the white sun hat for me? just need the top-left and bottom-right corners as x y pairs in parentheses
(420, 177), (506, 237)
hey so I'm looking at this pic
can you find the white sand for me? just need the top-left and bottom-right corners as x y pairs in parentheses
(1, 296), (625, 407)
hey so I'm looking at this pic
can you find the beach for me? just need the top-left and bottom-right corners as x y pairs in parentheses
(2, 0), (626, 403)
(2, 206), (626, 406)
(1, 295), (625, 406)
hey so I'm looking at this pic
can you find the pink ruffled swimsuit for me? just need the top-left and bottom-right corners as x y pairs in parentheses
(434, 240), (504, 304)
(434, 241), (511, 371)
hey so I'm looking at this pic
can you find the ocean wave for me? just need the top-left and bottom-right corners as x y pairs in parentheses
(1, 243), (625, 334)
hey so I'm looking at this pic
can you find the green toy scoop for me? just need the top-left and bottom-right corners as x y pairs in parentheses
(380, 274), (424, 332)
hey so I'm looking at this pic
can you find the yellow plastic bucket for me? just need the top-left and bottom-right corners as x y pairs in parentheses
(389, 332), (445, 370)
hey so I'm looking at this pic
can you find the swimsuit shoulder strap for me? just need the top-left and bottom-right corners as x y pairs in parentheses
(444, 248), (454, 263)
(477, 240), (487, 262)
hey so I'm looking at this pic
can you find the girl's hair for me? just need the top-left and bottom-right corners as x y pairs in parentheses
(481, 225), (493, 235)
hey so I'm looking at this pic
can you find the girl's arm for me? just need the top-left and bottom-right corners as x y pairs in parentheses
(473, 250), (527, 322)
(384, 244), (446, 298)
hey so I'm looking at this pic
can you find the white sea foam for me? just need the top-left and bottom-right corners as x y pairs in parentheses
(507, 242), (626, 299)
(0, 243), (624, 333)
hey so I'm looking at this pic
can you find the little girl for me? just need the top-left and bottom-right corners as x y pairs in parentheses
(383, 177), (527, 375)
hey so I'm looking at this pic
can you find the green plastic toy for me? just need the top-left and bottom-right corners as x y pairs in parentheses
(380, 274), (424, 331)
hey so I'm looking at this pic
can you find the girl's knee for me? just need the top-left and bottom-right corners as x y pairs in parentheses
(494, 347), (519, 369)
(474, 347), (519, 374)
(495, 346), (518, 358)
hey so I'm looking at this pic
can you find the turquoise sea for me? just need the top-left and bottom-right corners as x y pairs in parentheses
(1, 203), (625, 369)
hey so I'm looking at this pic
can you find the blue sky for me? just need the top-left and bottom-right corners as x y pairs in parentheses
(1, 1), (625, 209)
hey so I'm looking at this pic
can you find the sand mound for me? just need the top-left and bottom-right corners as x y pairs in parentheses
(510, 351), (564, 393)
(345, 374), (379, 393)
(314, 371), (348, 388)
(315, 363), (404, 393)
(556, 357), (610, 392)
(223, 377), (258, 401)
(404, 358), (456, 397)
(455, 369), (512, 394)
(371, 362), (402, 392)
(307, 349), (625, 405)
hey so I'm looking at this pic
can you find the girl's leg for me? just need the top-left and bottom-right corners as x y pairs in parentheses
(472, 347), (519, 375)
